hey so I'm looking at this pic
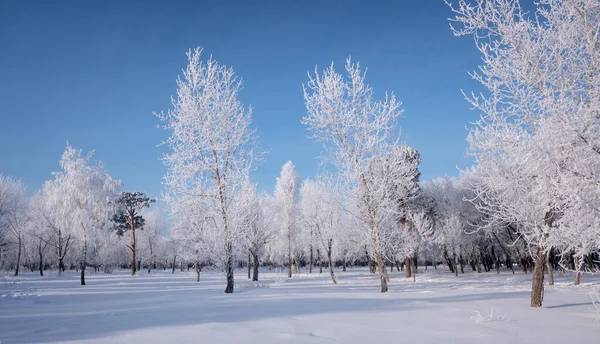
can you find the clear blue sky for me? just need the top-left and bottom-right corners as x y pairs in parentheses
(0, 0), (482, 202)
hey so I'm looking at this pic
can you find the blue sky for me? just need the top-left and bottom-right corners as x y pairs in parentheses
(0, 0), (482, 201)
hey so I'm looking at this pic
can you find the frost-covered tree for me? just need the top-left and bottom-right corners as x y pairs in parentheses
(300, 178), (342, 284)
(137, 209), (166, 272)
(366, 145), (422, 278)
(44, 145), (121, 284)
(157, 47), (260, 293)
(446, 0), (600, 307)
(274, 161), (301, 278)
(0, 176), (29, 276)
(303, 58), (403, 292)
(247, 192), (278, 281)
(112, 192), (154, 276)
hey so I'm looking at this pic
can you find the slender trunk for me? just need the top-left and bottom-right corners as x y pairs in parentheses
(224, 240), (234, 293)
(327, 242), (337, 284)
(130, 219), (136, 276)
(171, 255), (176, 273)
(81, 224), (87, 285)
(574, 256), (581, 286)
(342, 258), (346, 272)
(318, 249), (323, 273)
(309, 242), (313, 274)
(14, 236), (21, 276)
(531, 246), (545, 308)
(247, 253), (251, 279)
(545, 255), (554, 286)
(405, 256), (412, 278)
(252, 252), (259, 281)
(287, 238), (292, 278)
(38, 241), (44, 277)
(196, 263), (201, 282)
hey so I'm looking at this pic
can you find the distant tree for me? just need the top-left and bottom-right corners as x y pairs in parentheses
(112, 192), (155, 276)
(0, 176), (29, 276)
(274, 161), (301, 278)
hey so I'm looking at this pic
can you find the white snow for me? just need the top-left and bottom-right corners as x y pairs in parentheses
(0, 268), (598, 344)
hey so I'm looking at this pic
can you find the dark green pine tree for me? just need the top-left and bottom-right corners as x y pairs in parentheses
(112, 192), (155, 276)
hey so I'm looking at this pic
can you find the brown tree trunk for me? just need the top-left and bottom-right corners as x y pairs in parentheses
(531, 246), (545, 307)
(195, 263), (201, 282)
(405, 256), (412, 278)
(171, 255), (176, 274)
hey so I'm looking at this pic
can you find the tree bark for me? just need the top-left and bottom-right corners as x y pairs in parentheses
(171, 255), (176, 274)
(252, 252), (259, 281)
(405, 256), (412, 278)
(531, 246), (545, 307)
(81, 223), (87, 285)
(195, 263), (202, 282)
(247, 253), (251, 279)
(574, 256), (581, 286)
(326, 239), (337, 284)
(130, 219), (136, 276)
(224, 241), (234, 293)
(545, 255), (554, 286)
(309, 242), (313, 273)
(38, 241), (44, 277)
(14, 236), (21, 277)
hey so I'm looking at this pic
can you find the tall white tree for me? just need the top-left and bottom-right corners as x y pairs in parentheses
(274, 161), (301, 278)
(300, 178), (342, 284)
(157, 47), (260, 293)
(303, 57), (403, 292)
(446, 0), (600, 306)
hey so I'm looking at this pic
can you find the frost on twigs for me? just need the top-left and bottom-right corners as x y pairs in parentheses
(470, 308), (510, 323)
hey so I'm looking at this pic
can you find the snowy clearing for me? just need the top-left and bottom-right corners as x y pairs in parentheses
(1, 268), (598, 344)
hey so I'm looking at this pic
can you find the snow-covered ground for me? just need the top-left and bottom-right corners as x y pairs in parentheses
(0, 267), (598, 344)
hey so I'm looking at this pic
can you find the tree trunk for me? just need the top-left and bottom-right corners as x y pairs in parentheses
(196, 263), (201, 282)
(531, 246), (545, 307)
(405, 256), (412, 278)
(247, 253), (251, 279)
(342, 258), (346, 272)
(130, 221), (136, 276)
(252, 252), (259, 281)
(38, 242), (44, 277)
(171, 255), (176, 274)
(224, 240), (234, 293)
(574, 256), (581, 286)
(309, 243), (313, 273)
(545, 255), (554, 286)
(81, 224), (87, 286)
(14, 236), (21, 277)
(327, 240), (337, 284)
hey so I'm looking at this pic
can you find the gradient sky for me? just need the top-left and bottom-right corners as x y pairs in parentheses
(0, 0), (483, 202)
